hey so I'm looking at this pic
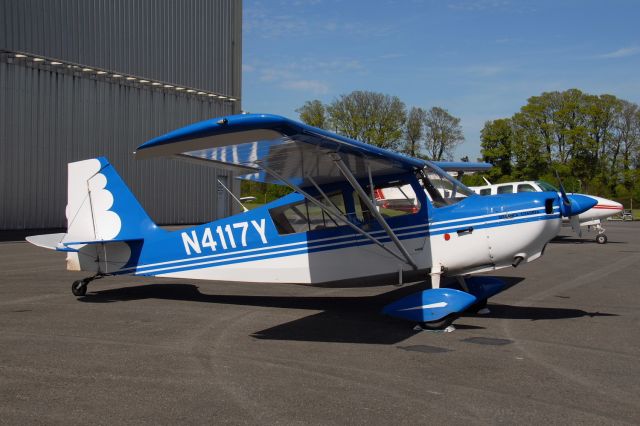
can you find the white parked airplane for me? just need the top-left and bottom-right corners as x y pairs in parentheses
(469, 180), (623, 244)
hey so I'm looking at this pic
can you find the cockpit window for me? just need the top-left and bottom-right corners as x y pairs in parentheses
(419, 162), (476, 207)
(366, 182), (420, 219)
(536, 181), (559, 192)
(497, 185), (513, 194)
(269, 192), (345, 235)
(517, 184), (537, 193)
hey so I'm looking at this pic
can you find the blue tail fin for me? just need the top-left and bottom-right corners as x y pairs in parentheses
(65, 157), (158, 243)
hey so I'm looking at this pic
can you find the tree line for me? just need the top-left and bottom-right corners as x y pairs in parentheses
(243, 88), (639, 205)
(296, 91), (465, 161)
(242, 90), (465, 202)
(478, 89), (640, 203)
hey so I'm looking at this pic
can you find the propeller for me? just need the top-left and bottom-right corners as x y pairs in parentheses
(554, 170), (572, 215)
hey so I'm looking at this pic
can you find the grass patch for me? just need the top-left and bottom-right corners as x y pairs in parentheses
(242, 201), (265, 211)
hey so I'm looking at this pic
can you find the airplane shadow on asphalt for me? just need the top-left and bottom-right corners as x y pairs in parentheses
(78, 276), (616, 344)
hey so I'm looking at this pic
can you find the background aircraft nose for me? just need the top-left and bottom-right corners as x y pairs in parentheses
(565, 194), (598, 217)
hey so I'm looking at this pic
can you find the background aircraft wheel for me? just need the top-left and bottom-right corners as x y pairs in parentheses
(596, 234), (607, 244)
(420, 314), (457, 330)
(71, 280), (87, 297)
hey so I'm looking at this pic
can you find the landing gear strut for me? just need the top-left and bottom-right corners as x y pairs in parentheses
(594, 222), (608, 244)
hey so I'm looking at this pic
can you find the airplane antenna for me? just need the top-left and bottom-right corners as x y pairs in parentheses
(217, 179), (248, 213)
(482, 176), (492, 186)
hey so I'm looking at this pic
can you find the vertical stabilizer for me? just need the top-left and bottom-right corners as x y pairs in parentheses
(61, 157), (159, 272)
(65, 157), (157, 243)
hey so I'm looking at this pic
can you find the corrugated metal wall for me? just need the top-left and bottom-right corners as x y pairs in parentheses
(0, 0), (242, 230)
(0, 0), (241, 98)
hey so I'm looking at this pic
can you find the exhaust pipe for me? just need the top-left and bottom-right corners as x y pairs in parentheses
(512, 255), (525, 268)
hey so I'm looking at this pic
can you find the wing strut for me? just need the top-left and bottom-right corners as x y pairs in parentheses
(330, 154), (418, 270)
(257, 162), (412, 266)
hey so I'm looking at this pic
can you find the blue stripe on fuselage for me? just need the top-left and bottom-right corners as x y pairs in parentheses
(126, 208), (559, 277)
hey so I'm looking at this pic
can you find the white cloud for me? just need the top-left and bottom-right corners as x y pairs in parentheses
(598, 46), (640, 59)
(281, 79), (329, 94)
(256, 66), (329, 94)
(244, 9), (308, 38)
(259, 67), (293, 82)
(245, 2), (397, 39)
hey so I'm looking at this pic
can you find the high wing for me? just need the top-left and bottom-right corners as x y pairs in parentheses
(135, 114), (427, 186)
(136, 113), (437, 269)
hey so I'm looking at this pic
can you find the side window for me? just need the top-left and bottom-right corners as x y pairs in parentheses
(517, 184), (536, 193)
(269, 192), (346, 235)
(352, 191), (371, 223)
(281, 203), (311, 233)
(363, 183), (420, 219)
(497, 185), (513, 194)
(479, 188), (491, 195)
(307, 192), (344, 231)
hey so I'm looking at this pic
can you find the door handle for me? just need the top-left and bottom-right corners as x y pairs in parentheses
(456, 227), (473, 236)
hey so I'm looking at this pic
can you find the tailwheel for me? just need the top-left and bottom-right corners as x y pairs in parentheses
(419, 314), (458, 330)
(596, 234), (607, 244)
(71, 279), (88, 297)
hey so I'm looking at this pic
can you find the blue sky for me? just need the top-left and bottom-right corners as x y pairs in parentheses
(242, 0), (640, 160)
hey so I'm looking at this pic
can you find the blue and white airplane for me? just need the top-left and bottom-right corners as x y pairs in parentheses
(26, 114), (596, 329)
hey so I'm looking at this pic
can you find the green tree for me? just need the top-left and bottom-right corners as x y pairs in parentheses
(296, 100), (328, 129)
(326, 90), (407, 150)
(615, 101), (640, 189)
(480, 118), (513, 180)
(402, 107), (426, 157)
(480, 88), (640, 200)
(423, 107), (464, 161)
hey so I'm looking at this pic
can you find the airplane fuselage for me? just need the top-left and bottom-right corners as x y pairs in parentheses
(68, 174), (563, 285)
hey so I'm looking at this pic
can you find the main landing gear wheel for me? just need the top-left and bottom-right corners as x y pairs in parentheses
(71, 280), (88, 297)
(596, 234), (607, 244)
(419, 314), (457, 330)
(472, 298), (488, 313)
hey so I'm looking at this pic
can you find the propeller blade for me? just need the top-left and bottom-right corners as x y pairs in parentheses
(554, 170), (571, 208)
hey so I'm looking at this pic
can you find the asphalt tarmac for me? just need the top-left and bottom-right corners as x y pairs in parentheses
(1, 222), (639, 425)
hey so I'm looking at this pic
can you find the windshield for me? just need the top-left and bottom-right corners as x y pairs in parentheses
(536, 180), (559, 192)
(419, 162), (477, 207)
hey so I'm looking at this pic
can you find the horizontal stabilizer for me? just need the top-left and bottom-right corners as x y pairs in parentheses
(25, 233), (66, 250)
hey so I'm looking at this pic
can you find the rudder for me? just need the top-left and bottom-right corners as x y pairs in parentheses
(65, 157), (157, 243)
